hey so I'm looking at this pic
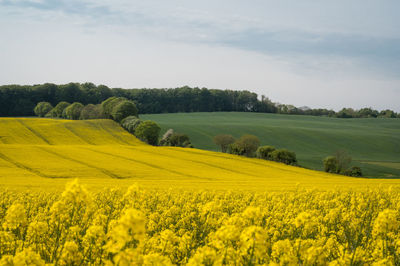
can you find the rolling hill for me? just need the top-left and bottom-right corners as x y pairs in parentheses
(141, 112), (400, 178)
(1, 117), (400, 191)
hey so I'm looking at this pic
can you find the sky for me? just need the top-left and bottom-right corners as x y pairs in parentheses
(0, 0), (399, 111)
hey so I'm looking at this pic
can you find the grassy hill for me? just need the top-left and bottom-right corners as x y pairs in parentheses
(141, 112), (400, 178)
(1, 117), (400, 191)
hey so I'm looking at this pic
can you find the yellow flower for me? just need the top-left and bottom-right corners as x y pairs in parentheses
(2, 203), (27, 230)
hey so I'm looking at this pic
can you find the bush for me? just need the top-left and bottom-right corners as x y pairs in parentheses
(111, 100), (138, 122)
(49, 101), (70, 118)
(344, 166), (363, 177)
(168, 133), (193, 148)
(256, 146), (276, 160)
(160, 130), (193, 147)
(229, 135), (260, 157)
(323, 156), (338, 173)
(80, 104), (105, 120)
(213, 134), (235, 153)
(229, 143), (245, 156)
(270, 149), (297, 165)
(335, 150), (352, 174)
(33, 102), (53, 117)
(64, 102), (84, 120)
(101, 97), (126, 119)
(121, 116), (142, 134)
(45, 109), (57, 118)
(134, 120), (161, 146)
(159, 129), (174, 146)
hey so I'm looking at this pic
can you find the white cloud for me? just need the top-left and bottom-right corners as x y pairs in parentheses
(0, 0), (399, 111)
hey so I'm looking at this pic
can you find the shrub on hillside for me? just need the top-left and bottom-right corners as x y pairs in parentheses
(323, 156), (338, 173)
(134, 120), (161, 146)
(335, 150), (352, 174)
(256, 145), (276, 160)
(229, 143), (245, 156)
(160, 129), (192, 147)
(229, 134), (260, 157)
(213, 134), (235, 153)
(48, 101), (70, 118)
(168, 133), (193, 148)
(33, 102), (53, 117)
(80, 104), (105, 120)
(121, 116), (142, 134)
(64, 102), (84, 120)
(159, 129), (174, 146)
(101, 97), (126, 119)
(270, 149), (297, 165)
(323, 151), (362, 177)
(344, 166), (363, 177)
(111, 100), (138, 122)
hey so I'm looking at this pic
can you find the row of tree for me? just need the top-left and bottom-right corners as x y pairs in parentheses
(213, 134), (364, 176)
(213, 134), (298, 165)
(33, 97), (194, 148)
(2, 82), (398, 118)
(34, 97), (139, 122)
(323, 150), (362, 177)
(276, 105), (399, 118)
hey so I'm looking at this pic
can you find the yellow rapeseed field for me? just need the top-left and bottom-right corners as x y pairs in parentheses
(1, 118), (400, 265)
(1, 118), (400, 191)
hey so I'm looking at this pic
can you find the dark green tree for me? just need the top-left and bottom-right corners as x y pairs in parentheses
(270, 149), (297, 165)
(80, 104), (104, 120)
(229, 134), (260, 157)
(344, 166), (363, 177)
(335, 150), (352, 174)
(323, 156), (338, 173)
(379, 109), (396, 118)
(213, 134), (235, 153)
(48, 101), (70, 118)
(33, 102), (53, 117)
(168, 133), (193, 147)
(256, 145), (276, 160)
(101, 97), (126, 118)
(134, 120), (161, 146)
(336, 108), (355, 118)
(111, 100), (138, 122)
(64, 102), (84, 120)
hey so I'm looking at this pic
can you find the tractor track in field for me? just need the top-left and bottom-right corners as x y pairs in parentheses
(17, 120), (53, 145)
(0, 151), (57, 178)
(125, 146), (261, 178)
(37, 146), (124, 179)
(63, 124), (96, 145)
(87, 121), (132, 145)
(81, 146), (213, 180)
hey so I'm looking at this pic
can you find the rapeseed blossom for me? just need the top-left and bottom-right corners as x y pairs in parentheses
(0, 180), (399, 265)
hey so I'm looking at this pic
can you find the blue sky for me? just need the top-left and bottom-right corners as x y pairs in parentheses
(0, 0), (399, 111)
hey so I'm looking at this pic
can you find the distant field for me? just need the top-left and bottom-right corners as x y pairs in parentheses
(1, 117), (400, 191)
(142, 112), (400, 178)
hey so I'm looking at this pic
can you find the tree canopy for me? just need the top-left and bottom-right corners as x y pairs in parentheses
(134, 120), (161, 146)
(34, 102), (53, 117)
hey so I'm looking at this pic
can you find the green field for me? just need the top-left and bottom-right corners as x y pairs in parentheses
(142, 112), (400, 178)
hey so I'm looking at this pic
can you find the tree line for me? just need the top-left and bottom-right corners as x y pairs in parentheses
(213, 134), (363, 177)
(1, 82), (399, 118)
(213, 134), (298, 166)
(33, 97), (194, 148)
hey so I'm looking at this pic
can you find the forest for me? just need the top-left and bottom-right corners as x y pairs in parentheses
(0, 82), (398, 118)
